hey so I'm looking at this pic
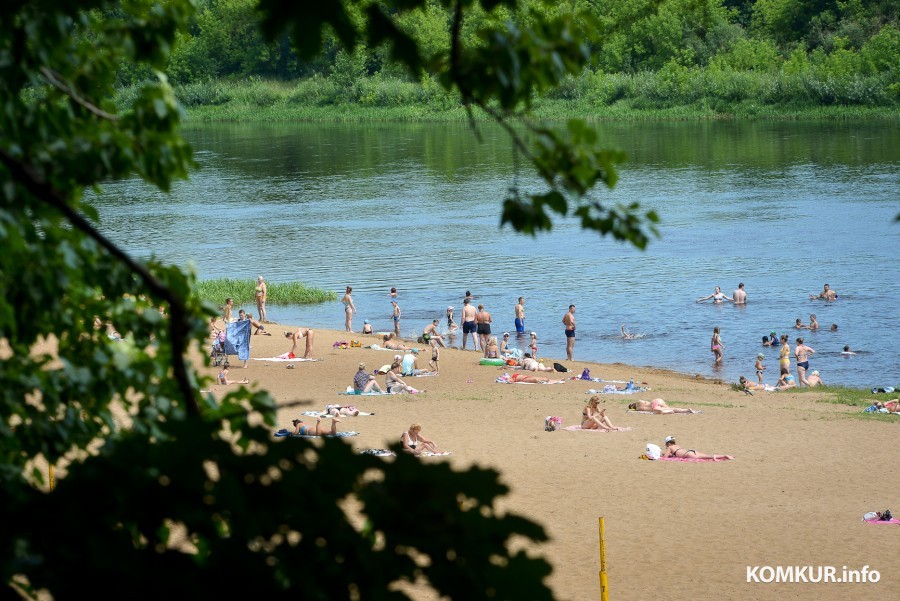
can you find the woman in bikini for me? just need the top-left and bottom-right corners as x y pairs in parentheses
(400, 423), (440, 456)
(696, 286), (732, 303)
(664, 436), (733, 461)
(794, 337), (815, 387)
(255, 275), (268, 323)
(507, 372), (564, 384)
(484, 336), (500, 358)
(710, 326), (724, 365)
(779, 334), (791, 373)
(341, 286), (356, 332)
(627, 399), (700, 414)
(581, 396), (625, 431)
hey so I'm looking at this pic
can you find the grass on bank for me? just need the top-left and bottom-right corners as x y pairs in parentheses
(195, 278), (337, 306)
(113, 70), (899, 123)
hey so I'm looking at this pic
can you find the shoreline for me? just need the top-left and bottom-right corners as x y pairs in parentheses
(201, 322), (900, 600)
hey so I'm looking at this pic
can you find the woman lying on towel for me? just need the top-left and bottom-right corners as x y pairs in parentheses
(521, 353), (554, 372)
(291, 416), (341, 437)
(382, 333), (413, 350)
(582, 396), (627, 431)
(510, 372), (565, 384)
(628, 399), (701, 414)
(663, 435), (733, 461)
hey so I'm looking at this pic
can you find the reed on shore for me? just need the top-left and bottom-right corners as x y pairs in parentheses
(195, 278), (337, 306)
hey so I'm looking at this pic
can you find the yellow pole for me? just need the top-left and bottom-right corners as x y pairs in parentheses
(49, 464), (55, 492)
(599, 517), (609, 601)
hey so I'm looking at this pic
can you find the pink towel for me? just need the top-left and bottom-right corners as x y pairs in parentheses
(864, 518), (900, 525)
(563, 425), (633, 432)
(658, 456), (732, 462)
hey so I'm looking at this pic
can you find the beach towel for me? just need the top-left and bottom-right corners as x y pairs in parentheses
(419, 451), (452, 456)
(274, 429), (359, 439)
(253, 354), (321, 362)
(368, 344), (420, 353)
(657, 456), (731, 462)
(863, 518), (900, 524)
(627, 410), (703, 414)
(338, 390), (391, 396)
(359, 449), (396, 456)
(585, 386), (648, 395)
(496, 377), (565, 385)
(563, 425), (634, 432)
(301, 410), (375, 418)
(224, 319), (251, 361)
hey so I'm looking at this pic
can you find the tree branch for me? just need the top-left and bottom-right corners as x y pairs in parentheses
(39, 66), (120, 122)
(0, 148), (201, 417)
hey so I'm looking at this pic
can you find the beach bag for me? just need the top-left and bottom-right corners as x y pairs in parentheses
(506, 358), (518, 366)
(553, 362), (568, 372)
(580, 368), (591, 380)
(544, 416), (562, 432)
(881, 509), (893, 521)
(644, 443), (661, 460)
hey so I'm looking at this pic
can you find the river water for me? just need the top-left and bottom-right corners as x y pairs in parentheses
(90, 120), (899, 387)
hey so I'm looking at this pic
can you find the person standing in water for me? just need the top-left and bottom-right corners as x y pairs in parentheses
(710, 326), (725, 365)
(341, 286), (356, 332)
(514, 297), (526, 334)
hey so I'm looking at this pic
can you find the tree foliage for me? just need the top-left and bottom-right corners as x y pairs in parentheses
(0, 0), (661, 599)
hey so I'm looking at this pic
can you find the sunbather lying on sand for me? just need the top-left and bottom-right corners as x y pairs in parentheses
(663, 435), (733, 461)
(628, 399), (700, 414)
(291, 417), (341, 436)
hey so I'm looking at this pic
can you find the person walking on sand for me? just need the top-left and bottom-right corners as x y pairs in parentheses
(710, 326), (725, 365)
(476, 304), (493, 357)
(794, 337), (816, 387)
(733, 282), (747, 305)
(514, 297), (526, 334)
(341, 286), (356, 332)
(461, 298), (479, 351)
(429, 339), (440, 372)
(255, 275), (268, 323)
(563, 304), (576, 361)
(391, 300), (401, 336)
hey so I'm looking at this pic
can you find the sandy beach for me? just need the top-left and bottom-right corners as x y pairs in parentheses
(204, 324), (899, 601)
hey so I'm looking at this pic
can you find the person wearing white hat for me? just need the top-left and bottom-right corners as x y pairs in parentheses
(529, 331), (538, 357)
(663, 436), (733, 461)
(446, 306), (458, 333)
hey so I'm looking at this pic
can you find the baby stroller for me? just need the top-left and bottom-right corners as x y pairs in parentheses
(211, 330), (227, 366)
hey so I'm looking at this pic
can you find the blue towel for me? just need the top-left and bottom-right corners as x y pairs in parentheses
(225, 319), (251, 361)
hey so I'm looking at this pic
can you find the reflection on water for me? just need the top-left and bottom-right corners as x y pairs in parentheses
(90, 121), (899, 387)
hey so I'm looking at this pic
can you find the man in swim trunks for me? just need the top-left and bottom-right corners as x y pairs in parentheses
(391, 300), (401, 336)
(810, 283), (837, 301)
(514, 297), (526, 334)
(563, 304), (576, 361)
(461, 298), (479, 351)
(475, 304), (492, 357)
(733, 282), (747, 305)
(422, 320), (445, 347)
(291, 417), (341, 437)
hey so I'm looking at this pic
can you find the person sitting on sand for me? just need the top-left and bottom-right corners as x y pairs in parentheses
(484, 335), (500, 358)
(521, 353), (554, 372)
(400, 423), (440, 456)
(291, 416), (341, 436)
(806, 370), (824, 387)
(362, 319), (373, 334)
(386, 361), (423, 394)
(422, 320), (446, 347)
(353, 363), (384, 394)
(500, 372), (565, 384)
(239, 310), (271, 335)
(775, 369), (797, 390)
(217, 365), (249, 386)
(628, 399), (700, 414)
(382, 333), (413, 351)
(283, 327), (315, 359)
(739, 375), (777, 393)
(663, 436), (733, 461)
(582, 396), (626, 431)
